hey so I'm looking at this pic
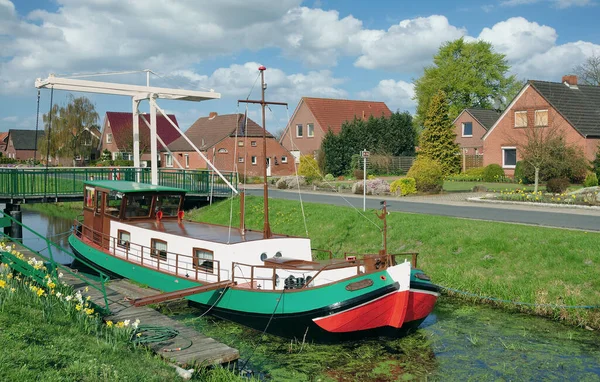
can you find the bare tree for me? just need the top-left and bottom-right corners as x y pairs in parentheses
(573, 53), (600, 86)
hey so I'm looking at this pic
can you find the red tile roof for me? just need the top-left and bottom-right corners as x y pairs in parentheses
(167, 113), (272, 151)
(302, 97), (392, 134)
(105, 112), (181, 150)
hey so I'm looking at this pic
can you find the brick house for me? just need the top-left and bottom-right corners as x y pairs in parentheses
(98, 112), (180, 165)
(482, 75), (600, 176)
(280, 97), (392, 160)
(4, 129), (45, 160)
(453, 108), (501, 155)
(164, 112), (295, 177)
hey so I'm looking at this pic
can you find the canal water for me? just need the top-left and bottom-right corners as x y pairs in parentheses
(17, 210), (600, 381)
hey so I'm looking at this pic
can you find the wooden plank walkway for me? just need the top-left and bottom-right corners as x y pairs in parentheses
(6, 242), (239, 367)
(61, 272), (240, 366)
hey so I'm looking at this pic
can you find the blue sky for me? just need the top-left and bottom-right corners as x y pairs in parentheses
(1, 0), (598, 133)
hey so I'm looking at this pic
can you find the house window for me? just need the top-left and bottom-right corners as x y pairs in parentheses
(193, 248), (214, 273)
(217, 148), (228, 154)
(151, 239), (168, 261)
(281, 156), (287, 163)
(238, 141), (244, 147)
(75, 155), (82, 161)
(462, 122), (473, 137)
(251, 141), (257, 147)
(534, 110), (548, 127)
(307, 123), (314, 137)
(514, 111), (527, 128)
(106, 133), (113, 144)
(117, 230), (130, 250)
(251, 156), (257, 165)
(164, 154), (173, 168)
(502, 147), (517, 169)
(296, 124), (303, 137)
(184, 154), (190, 168)
(238, 157), (244, 163)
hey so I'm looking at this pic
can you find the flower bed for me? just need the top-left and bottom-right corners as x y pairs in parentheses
(493, 189), (600, 206)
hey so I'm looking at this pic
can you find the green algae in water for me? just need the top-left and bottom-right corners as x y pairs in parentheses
(169, 298), (600, 381)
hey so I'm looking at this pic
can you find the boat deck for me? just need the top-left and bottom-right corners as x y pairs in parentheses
(128, 219), (291, 244)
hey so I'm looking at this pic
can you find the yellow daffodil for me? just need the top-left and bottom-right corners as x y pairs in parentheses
(115, 321), (125, 328)
(0, 280), (6, 289)
(106, 320), (113, 327)
(84, 308), (94, 315)
(75, 304), (82, 311)
(36, 288), (45, 297)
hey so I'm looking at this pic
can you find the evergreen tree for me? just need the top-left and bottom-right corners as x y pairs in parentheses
(419, 90), (461, 175)
(593, 144), (600, 178)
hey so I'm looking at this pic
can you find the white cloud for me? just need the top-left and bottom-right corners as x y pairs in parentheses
(358, 80), (415, 112)
(501, 0), (593, 7)
(477, 17), (557, 62)
(354, 15), (467, 71)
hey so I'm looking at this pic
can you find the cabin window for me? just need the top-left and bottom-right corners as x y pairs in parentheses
(156, 194), (182, 217)
(307, 123), (314, 137)
(124, 194), (152, 218)
(117, 230), (130, 249)
(84, 186), (95, 209)
(151, 239), (168, 261)
(193, 248), (214, 273)
(105, 191), (123, 217)
(96, 192), (103, 213)
(251, 141), (257, 147)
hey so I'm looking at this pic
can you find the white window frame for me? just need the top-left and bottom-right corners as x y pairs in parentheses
(238, 141), (244, 147)
(251, 141), (257, 147)
(307, 123), (314, 137)
(461, 122), (473, 137)
(251, 156), (257, 165)
(502, 147), (517, 169)
(164, 153), (173, 168)
(184, 154), (190, 168)
(238, 157), (244, 163)
(296, 124), (303, 138)
(534, 109), (548, 127)
(281, 156), (287, 163)
(106, 133), (113, 144)
(514, 111), (527, 128)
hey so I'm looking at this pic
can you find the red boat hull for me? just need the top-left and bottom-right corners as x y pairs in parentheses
(313, 288), (438, 333)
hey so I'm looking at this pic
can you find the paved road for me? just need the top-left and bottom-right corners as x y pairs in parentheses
(246, 189), (600, 232)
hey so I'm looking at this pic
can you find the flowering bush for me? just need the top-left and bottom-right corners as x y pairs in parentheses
(494, 188), (600, 206)
(390, 177), (417, 196)
(352, 178), (390, 195)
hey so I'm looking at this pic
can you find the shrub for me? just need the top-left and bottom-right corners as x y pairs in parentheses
(513, 161), (529, 184)
(367, 174), (376, 180)
(482, 164), (505, 182)
(407, 157), (443, 193)
(390, 177), (417, 196)
(546, 177), (570, 194)
(324, 173), (334, 181)
(353, 169), (365, 179)
(583, 173), (599, 187)
(298, 155), (322, 183)
(465, 167), (485, 178)
(352, 178), (390, 195)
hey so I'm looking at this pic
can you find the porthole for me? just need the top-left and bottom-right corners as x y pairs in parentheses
(275, 251), (282, 258)
(260, 253), (267, 261)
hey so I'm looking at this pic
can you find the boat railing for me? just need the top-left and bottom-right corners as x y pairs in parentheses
(344, 251), (420, 268)
(76, 222), (223, 284)
(231, 261), (278, 290)
(311, 248), (334, 260)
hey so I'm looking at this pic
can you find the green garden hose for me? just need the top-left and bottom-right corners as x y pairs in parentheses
(131, 324), (192, 352)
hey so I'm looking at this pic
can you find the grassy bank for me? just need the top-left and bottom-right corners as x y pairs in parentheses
(187, 196), (600, 329)
(0, 248), (252, 381)
(22, 201), (82, 221)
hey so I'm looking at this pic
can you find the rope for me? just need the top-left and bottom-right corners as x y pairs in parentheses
(239, 288), (285, 371)
(26, 229), (72, 240)
(441, 285), (600, 310)
(131, 325), (193, 352)
(285, 106), (309, 237)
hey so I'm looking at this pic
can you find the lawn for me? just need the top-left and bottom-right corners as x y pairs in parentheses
(187, 196), (600, 329)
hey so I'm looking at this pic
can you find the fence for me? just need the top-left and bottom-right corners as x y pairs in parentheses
(463, 154), (483, 171)
(361, 156), (415, 175)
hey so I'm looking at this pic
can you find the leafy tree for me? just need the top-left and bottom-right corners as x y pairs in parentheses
(573, 53), (600, 86)
(319, 112), (416, 177)
(38, 95), (100, 164)
(414, 38), (520, 127)
(418, 90), (461, 175)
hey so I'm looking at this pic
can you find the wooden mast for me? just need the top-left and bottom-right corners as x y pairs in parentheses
(239, 66), (287, 239)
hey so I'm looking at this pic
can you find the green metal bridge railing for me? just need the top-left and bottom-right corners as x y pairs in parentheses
(0, 167), (238, 199)
(0, 212), (112, 314)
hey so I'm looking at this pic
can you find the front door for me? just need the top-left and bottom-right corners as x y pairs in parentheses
(266, 157), (272, 177)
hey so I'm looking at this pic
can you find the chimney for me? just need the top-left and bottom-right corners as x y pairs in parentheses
(209, 112), (218, 119)
(562, 75), (578, 87)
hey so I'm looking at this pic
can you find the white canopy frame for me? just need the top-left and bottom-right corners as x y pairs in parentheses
(35, 74), (237, 193)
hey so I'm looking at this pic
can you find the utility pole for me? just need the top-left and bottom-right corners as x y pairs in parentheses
(239, 66), (287, 239)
